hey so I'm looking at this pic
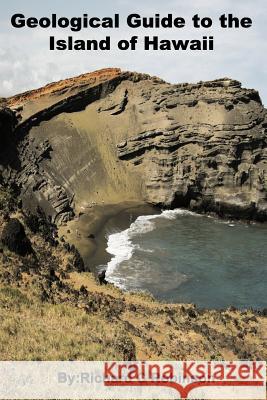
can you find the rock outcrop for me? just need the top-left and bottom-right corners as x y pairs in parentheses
(0, 68), (266, 222)
(1, 218), (32, 256)
(0, 107), (18, 169)
(117, 79), (267, 220)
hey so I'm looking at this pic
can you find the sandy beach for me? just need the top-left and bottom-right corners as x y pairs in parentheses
(59, 202), (159, 271)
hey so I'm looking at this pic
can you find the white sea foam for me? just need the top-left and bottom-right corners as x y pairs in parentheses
(105, 214), (157, 285)
(160, 208), (200, 219)
(105, 208), (200, 286)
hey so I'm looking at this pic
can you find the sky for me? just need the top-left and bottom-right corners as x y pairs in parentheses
(0, 0), (267, 104)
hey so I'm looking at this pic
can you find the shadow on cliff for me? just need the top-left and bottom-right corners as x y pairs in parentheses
(15, 76), (123, 137)
(0, 108), (21, 170)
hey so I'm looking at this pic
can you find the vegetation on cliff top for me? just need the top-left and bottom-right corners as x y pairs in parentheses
(0, 187), (266, 362)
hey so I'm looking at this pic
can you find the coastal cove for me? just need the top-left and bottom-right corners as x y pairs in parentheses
(61, 204), (267, 310)
(59, 202), (160, 270)
(0, 65), (267, 363)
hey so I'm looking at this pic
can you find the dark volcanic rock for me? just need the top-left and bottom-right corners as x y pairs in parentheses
(71, 246), (86, 272)
(24, 208), (58, 246)
(114, 335), (136, 361)
(0, 107), (19, 168)
(98, 270), (108, 285)
(1, 218), (32, 256)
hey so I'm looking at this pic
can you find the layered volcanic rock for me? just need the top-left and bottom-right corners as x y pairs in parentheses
(117, 79), (267, 220)
(1, 68), (266, 222)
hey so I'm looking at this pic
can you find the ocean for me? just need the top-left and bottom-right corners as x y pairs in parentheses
(103, 209), (267, 309)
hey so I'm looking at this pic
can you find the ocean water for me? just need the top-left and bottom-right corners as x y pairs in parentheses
(104, 209), (267, 309)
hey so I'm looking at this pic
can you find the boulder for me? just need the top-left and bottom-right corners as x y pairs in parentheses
(1, 218), (32, 256)
(98, 270), (108, 285)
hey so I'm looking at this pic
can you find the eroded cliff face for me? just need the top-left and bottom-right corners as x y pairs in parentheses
(1, 68), (267, 222)
(116, 78), (267, 220)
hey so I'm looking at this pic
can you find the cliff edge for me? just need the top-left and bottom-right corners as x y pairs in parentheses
(0, 68), (266, 222)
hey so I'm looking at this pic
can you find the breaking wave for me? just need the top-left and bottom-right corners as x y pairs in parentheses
(105, 208), (199, 286)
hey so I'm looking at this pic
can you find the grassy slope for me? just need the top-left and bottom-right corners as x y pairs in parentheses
(0, 189), (266, 362)
(0, 271), (266, 361)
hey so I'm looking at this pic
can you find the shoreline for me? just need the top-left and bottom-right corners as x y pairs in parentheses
(59, 202), (159, 272)
(59, 202), (267, 273)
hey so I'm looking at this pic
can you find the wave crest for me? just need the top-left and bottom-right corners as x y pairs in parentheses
(105, 208), (199, 285)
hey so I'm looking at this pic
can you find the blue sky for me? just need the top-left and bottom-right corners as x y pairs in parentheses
(1, 0), (267, 104)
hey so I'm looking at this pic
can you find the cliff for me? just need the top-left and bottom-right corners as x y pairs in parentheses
(0, 70), (266, 362)
(1, 68), (266, 222)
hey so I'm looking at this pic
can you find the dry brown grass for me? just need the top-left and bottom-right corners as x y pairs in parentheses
(0, 205), (266, 363)
(0, 285), (133, 361)
(0, 270), (266, 362)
